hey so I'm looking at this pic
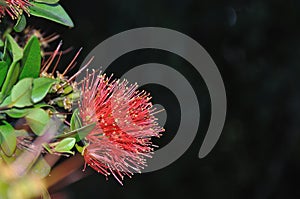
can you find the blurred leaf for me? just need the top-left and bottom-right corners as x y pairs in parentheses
(14, 129), (29, 137)
(14, 14), (27, 32)
(0, 121), (16, 156)
(25, 108), (50, 136)
(29, 2), (74, 27)
(30, 156), (51, 178)
(54, 137), (75, 154)
(0, 148), (22, 164)
(0, 61), (8, 88)
(19, 36), (41, 80)
(31, 77), (57, 103)
(11, 78), (33, 108)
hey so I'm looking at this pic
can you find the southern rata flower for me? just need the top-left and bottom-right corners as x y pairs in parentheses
(79, 71), (164, 184)
(0, 0), (31, 19)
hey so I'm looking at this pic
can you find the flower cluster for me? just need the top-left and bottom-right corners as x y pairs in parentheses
(79, 72), (164, 184)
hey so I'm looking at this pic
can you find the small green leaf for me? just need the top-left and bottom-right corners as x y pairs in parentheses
(34, 0), (60, 4)
(6, 34), (23, 62)
(14, 14), (27, 32)
(0, 61), (9, 88)
(30, 156), (51, 178)
(0, 62), (21, 103)
(70, 108), (81, 131)
(31, 77), (57, 103)
(19, 36), (41, 80)
(29, 2), (74, 27)
(54, 137), (76, 154)
(11, 78), (33, 108)
(0, 39), (4, 47)
(3, 108), (32, 118)
(25, 108), (50, 135)
(75, 144), (83, 153)
(0, 121), (16, 156)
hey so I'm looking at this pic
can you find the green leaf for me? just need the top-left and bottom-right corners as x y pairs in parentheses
(55, 122), (96, 142)
(30, 156), (51, 178)
(0, 121), (16, 156)
(0, 61), (9, 88)
(54, 137), (75, 154)
(6, 34), (23, 62)
(31, 77), (57, 103)
(34, 0), (60, 4)
(19, 36), (41, 80)
(34, 103), (54, 109)
(0, 148), (22, 164)
(0, 62), (21, 103)
(76, 123), (96, 141)
(70, 108), (81, 131)
(25, 108), (50, 136)
(3, 108), (32, 118)
(75, 144), (83, 153)
(0, 95), (11, 107)
(14, 14), (27, 32)
(11, 78), (33, 108)
(0, 39), (4, 47)
(29, 2), (74, 27)
(70, 109), (94, 141)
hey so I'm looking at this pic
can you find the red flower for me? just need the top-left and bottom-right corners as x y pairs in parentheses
(0, 0), (31, 19)
(79, 71), (164, 184)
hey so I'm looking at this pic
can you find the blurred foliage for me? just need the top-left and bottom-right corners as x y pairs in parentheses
(0, 162), (49, 199)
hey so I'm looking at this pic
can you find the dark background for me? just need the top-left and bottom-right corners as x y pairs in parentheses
(32, 0), (300, 198)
